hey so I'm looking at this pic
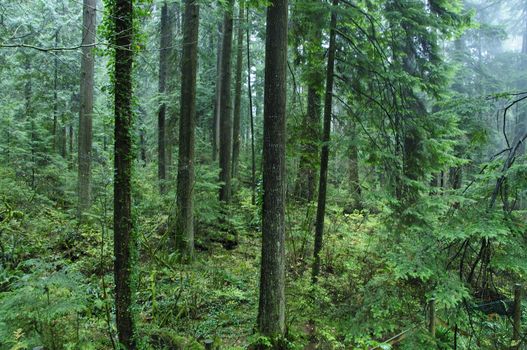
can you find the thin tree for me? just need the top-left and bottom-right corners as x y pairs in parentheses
(77, 0), (96, 218)
(257, 0), (288, 342)
(218, 0), (234, 203)
(293, 0), (325, 203)
(174, 0), (200, 259)
(517, 0), (527, 156)
(232, 3), (244, 179)
(157, 1), (173, 193)
(246, 9), (256, 205)
(212, 20), (222, 162)
(312, 0), (338, 283)
(166, 3), (181, 171)
(53, 29), (59, 153)
(113, 0), (136, 347)
(347, 119), (361, 209)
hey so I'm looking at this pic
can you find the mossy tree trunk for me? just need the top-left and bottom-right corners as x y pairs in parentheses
(174, 0), (200, 260)
(113, 0), (136, 348)
(257, 0), (288, 343)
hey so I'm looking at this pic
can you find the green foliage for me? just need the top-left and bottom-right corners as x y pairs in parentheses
(1, 0), (527, 349)
(0, 261), (89, 349)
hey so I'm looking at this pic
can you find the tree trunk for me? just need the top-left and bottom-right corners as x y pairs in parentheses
(232, 4), (244, 180)
(518, 0), (527, 157)
(213, 22), (222, 162)
(113, 0), (136, 348)
(246, 9), (256, 205)
(69, 123), (74, 169)
(219, 0), (234, 203)
(138, 107), (147, 165)
(77, 0), (96, 218)
(348, 120), (361, 208)
(53, 30), (59, 153)
(60, 124), (67, 158)
(312, 0), (338, 283)
(157, 1), (172, 193)
(294, 0), (324, 202)
(166, 2), (181, 174)
(174, 0), (200, 260)
(257, 0), (288, 342)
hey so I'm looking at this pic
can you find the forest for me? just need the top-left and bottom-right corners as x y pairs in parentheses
(0, 0), (526, 349)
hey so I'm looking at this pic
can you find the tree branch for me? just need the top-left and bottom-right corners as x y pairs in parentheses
(0, 42), (98, 52)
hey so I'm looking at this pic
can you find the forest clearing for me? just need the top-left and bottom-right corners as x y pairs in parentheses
(0, 0), (527, 349)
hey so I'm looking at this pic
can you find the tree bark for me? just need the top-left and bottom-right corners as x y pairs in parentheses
(232, 4), (244, 180)
(348, 120), (361, 208)
(157, 1), (172, 193)
(174, 0), (200, 260)
(312, 0), (338, 283)
(60, 123), (67, 158)
(69, 123), (74, 169)
(77, 0), (96, 218)
(113, 0), (136, 348)
(53, 30), (59, 153)
(219, 0), (234, 203)
(294, 0), (324, 202)
(518, 0), (527, 157)
(212, 22), (222, 162)
(166, 2), (181, 174)
(246, 9), (256, 205)
(257, 0), (288, 341)
(138, 107), (147, 165)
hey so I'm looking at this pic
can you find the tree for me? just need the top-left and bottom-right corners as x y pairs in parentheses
(52, 29), (60, 154)
(218, 0), (234, 203)
(157, 1), (173, 193)
(246, 8), (257, 205)
(293, 0), (325, 203)
(232, 3), (244, 180)
(213, 20), (222, 162)
(174, 0), (200, 259)
(257, 0), (288, 342)
(77, 0), (96, 218)
(312, 0), (338, 283)
(347, 120), (361, 209)
(112, 0), (136, 347)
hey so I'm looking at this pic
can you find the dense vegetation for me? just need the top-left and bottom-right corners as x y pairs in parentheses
(0, 0), (526, 349)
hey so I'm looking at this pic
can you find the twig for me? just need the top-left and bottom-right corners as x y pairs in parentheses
(0, 42), (99, 52)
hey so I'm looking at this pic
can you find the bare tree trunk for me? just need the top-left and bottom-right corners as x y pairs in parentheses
(138, 107), (147, 165)
(77, 0), (96, 218)
(246, 9), (256, 205)
(157, 1), (172, 193)
(219, 0), (234, 203)
(113, 0), (136, 348)
(69, 123), (74, 169)
(294, 0), (324, 202)
(518, 0), (527, 157)
(60, 124), (67, 158)
(312, 0), (338, 283)
(348, 120), (361, 208)
(212, 22), (222, 162)
(232, 4), (244, 180)
(174, 0), (200, 260)
(53, 30), (59, 153)
(166, 2), (181, 174)
(257, 0), (288, 342)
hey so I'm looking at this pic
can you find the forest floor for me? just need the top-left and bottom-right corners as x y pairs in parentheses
(1, 171), (512, 349)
